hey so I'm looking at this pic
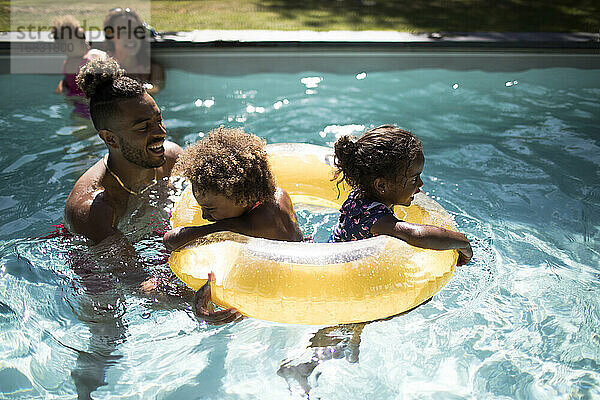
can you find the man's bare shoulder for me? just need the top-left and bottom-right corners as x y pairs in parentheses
(65, 159), (104, 205)
(64, 160), (117, 243)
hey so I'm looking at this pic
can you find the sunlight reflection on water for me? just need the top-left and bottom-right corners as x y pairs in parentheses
(0, 66), (599, 398)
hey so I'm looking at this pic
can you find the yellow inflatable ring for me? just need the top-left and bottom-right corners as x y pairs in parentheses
(169, 143), (458, 325)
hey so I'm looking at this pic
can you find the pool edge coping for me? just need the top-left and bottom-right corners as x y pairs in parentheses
(1, 30), (599, 51)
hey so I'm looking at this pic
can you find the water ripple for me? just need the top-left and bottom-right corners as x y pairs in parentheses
(0, 67), (599, 399)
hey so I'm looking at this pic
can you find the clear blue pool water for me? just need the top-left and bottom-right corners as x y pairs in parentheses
(0, 63), (599, 399)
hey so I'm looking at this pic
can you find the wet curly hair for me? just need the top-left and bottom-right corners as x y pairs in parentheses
(173, 127), (276, 205)
(332, 125), (423, 198)
(76, 57), (145, 130)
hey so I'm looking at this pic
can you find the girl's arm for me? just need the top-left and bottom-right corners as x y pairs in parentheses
(193, 272), (242, 324)
(55, 79), (65, 94)
(371, 214), (473, 265)
(163, 214), (258, 251)
(163, 217), (253, 251)
(163, 192), (302, 251)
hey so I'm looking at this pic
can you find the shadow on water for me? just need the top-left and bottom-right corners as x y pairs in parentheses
(253, 0), (600, 32)
(3, 236), (195, 399)
(64, 240), (195, 399)
(67, 252), (127, 400)
(161, 326), (235, 400)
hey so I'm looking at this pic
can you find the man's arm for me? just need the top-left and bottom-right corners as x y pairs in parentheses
(67, 190), (168, 291)
(65, 190), (120, 245)
(193, 272), (242, 324)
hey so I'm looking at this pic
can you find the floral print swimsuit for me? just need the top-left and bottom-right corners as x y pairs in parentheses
(328, 190), (394, 243)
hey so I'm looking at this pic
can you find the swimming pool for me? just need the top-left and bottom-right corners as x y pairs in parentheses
(1, 52), (599, 399)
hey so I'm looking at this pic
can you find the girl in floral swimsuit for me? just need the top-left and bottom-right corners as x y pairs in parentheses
(329, 124), (472, 265)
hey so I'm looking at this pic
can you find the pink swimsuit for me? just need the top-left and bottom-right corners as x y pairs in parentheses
(62, 50), (106, 119)
(62, 58), (87, 97)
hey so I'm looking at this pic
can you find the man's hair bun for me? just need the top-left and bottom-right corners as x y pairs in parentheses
(75, 58), (144, 130)
(76, 57), (125, 99)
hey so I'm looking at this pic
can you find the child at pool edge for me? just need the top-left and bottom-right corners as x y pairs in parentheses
(51, 16), (106, 118)
(163, 127), (304, 323)
(329, 124), (472, 265)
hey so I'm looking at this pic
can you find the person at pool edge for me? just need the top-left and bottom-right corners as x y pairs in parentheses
(103, 7), (164, 93)
(329, 124), (472, 264)
(51, 16), (107, 120)
(163, 127), (303, 323)
(64, 57), (182, 245)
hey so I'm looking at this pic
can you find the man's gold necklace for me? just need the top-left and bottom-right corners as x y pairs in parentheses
(103, 154), (157, 196)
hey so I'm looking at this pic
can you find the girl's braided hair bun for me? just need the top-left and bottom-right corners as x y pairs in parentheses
(332, 125), (423, 197)
(333, 134), (358, 177)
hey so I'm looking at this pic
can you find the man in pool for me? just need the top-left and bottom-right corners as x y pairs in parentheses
(62, 57), (184, 400)
(64, 57), (182, 245)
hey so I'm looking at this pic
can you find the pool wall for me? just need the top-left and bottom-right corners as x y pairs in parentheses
(1, 30), (599, 74)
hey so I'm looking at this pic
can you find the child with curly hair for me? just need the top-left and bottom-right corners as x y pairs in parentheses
(164, 127), (303, 323)
(330, 124), (472, 265)
(164, 126), (303, 249)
